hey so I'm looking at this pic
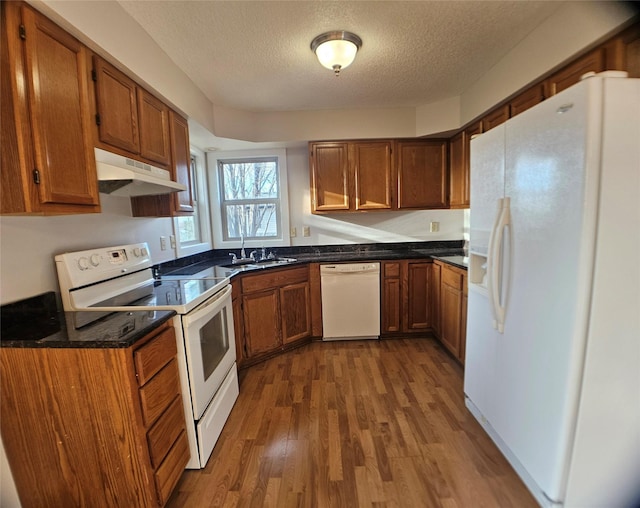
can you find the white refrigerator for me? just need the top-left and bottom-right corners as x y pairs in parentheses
(464, 72), (640, 508)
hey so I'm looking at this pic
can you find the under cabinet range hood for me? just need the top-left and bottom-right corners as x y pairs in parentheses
(95, 148), (187, 197)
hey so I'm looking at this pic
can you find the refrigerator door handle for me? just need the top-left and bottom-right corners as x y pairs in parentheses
(490, 197), (511, 333)
(487, 198), (504, 328)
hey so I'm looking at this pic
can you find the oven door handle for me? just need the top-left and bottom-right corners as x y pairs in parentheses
(182, 284), (232, 326)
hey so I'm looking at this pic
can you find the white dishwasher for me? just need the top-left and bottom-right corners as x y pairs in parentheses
(320, 262), (380, 341)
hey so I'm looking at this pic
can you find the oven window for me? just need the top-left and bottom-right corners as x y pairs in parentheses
(199, 308), (230, 380)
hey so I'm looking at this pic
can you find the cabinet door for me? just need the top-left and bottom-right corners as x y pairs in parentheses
(352, 141), (392, 210)
(464, 121), (482, 206)
(397, 140), (447, 209)
(138, 88), (171, 166)
(509, 84), (545, 117)
(544, 48), (605, 97)
(482, 105), (510, 132)
(231, 281), (245, 366)
(170, 111), (194, 214)
(309, 263), (323, 337)
(243, 289), (281, 357)
(93, 56), (140, 154)
(430, 262), (442, 337)
(381, 262), (402, 333)
(280, 282), (311, 344)
(21, 6), (99, 208)
(310, 142), (350, 212)
(403, 261), (431, 331)
(460, 275), (468, 364)
(440, 284), (462, 358)
(448, 132), (465, 208)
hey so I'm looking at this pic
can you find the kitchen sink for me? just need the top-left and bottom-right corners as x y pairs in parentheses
(221, 257), (297, 270)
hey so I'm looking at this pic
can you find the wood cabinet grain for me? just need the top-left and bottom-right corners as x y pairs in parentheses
(236, 266), (312, 366)
(1, 2), (100, 215)
(353, 141), (393, 210)
(310, 142), (350, 212)
(0, 323), (189, 507)
(434, 261), (468, 364)
(397, 140), (448, 209)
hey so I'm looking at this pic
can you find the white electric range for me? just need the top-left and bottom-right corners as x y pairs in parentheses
(55, 242), (238, 469)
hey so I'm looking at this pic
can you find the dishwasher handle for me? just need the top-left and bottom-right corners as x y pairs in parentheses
(320, 262), (380, 274)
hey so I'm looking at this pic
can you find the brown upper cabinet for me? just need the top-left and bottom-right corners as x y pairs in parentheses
(309, 142), (350, 212)
(310, 139), (447, 213)
(169, 111), (194, 214)
(1, 2), (100, 215)
(92, 55), (171, 168)
(481, 105), (509, 132)
(309, 140), (392, 212)
(509, 84), (545, 117)
(449, 121), (481, 209)
(543, 48), (605, 97)
(353, 141), (393, 210)
(396, 140), (448, 209)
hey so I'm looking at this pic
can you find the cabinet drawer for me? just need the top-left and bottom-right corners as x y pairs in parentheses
(383, 262), (401, 278)
(242, 266), (308, 293)
(139, 359), (181, 426)
(442, 268), (462, 290)
(155, 430), (190, 505)
(134, 326), (176, 386)
(147, 396), (185, 468)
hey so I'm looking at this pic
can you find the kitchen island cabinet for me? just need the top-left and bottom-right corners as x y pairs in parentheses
(1, 1), (100, 215)
(0, 321), (189, 507)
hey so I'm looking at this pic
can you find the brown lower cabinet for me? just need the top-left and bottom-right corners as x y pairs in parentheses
(234, 265), (312, 367)
(381, 260), (434, 335)
(0, 322), (189, 507)
(434, 260), (468, 364)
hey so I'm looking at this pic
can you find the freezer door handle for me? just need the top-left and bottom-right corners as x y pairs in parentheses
(489, 197), (511, 333)
(487, 198), (503, 327)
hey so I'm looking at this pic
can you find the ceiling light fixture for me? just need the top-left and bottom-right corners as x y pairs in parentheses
(310, 31), (362, 76)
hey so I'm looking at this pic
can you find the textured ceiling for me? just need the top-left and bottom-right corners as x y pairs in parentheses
(117, 1), (565, 114)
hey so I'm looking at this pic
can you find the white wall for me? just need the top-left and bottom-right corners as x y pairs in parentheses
(0, 196), (175, 305)
(284, 147), (464, 246)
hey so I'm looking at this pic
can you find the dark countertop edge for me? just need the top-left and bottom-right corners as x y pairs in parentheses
(431, 255), (469, 270)
(1, 310), (176, 349)
(162, 248), (468, 280)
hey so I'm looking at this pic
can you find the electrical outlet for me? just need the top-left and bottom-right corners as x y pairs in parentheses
(290, 227), (297, 238)
(303, 226), (310, 237)
(429, 221), (440, 233)
(160, 236), (167, 251)
(169, 235), (176, 248)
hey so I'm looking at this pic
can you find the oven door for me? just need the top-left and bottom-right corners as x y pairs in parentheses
(181, 284), (236, 420)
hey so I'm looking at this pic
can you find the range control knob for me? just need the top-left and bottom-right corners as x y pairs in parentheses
(133, 247), (141, 257)
(77, 257), (90, 270)
(90, 254), (101, 266)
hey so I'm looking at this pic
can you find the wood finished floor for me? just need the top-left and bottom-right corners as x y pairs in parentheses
(167, 338), (537, 508)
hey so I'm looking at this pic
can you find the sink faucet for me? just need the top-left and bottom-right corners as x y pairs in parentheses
(249, 250), (258, 261)
(261, 247), (267, 261)
(240, 230), (246, 259)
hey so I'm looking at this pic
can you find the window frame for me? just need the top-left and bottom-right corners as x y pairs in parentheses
(173, 147), (212, 258)
(208, 148), (290, 249)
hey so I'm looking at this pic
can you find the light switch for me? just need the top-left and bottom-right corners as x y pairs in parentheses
(303, 226), (310, 237)
(429, 221), (440, 233)
(290, 227), (297, 238)
(160, 236), (167, 250)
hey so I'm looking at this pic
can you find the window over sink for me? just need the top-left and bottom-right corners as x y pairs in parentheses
(208, 149), (290, 249)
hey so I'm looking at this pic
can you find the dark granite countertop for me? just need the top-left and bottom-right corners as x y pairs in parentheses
(1, 292), (175, 349)
(431, 255), (469, 270)
(158, 241), (468, 279)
